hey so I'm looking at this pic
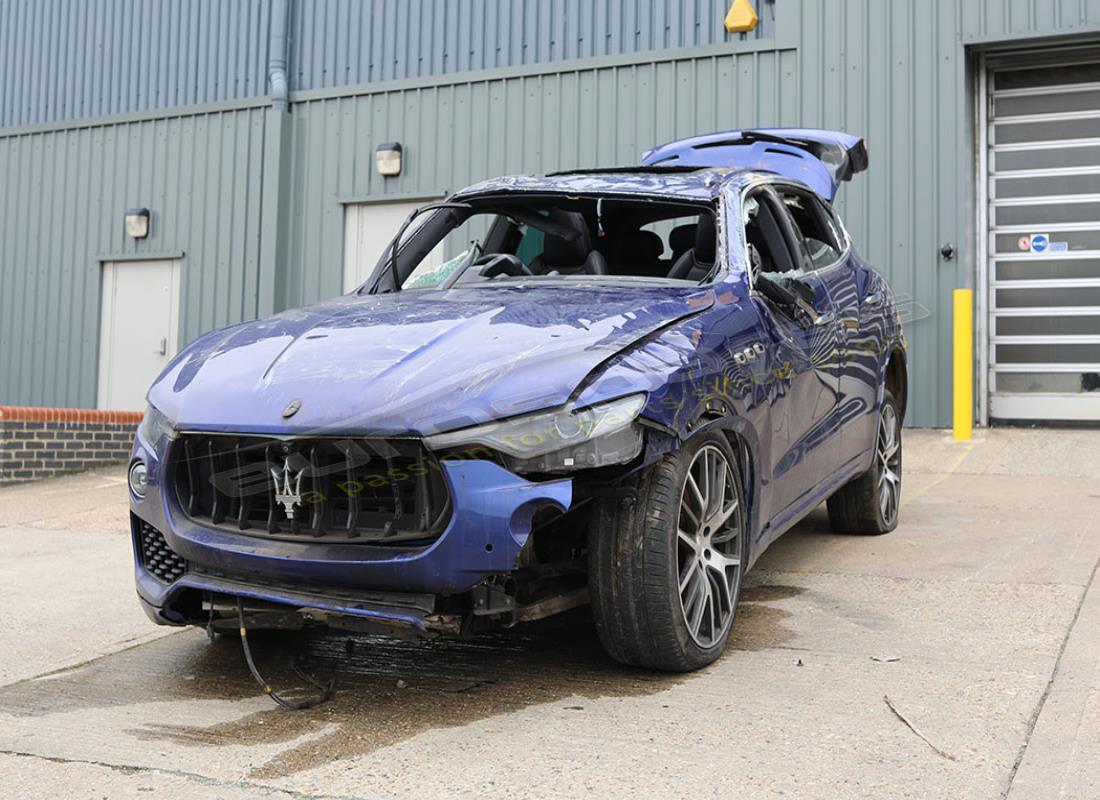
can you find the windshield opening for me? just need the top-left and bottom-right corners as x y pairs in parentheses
(364, 194), (719, 293)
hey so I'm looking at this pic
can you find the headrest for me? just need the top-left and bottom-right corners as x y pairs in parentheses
(694, 214), (717, 264)
(626, 230), (664, 260)
(599, 230), (664, 261)
(542, 232), (589, 267)
(669, 224), (697, 257)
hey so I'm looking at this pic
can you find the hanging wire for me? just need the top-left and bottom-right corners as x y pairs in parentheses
(236, 597), (335, 710)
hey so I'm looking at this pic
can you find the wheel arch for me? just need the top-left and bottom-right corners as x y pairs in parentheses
(884, 346), (908, 423)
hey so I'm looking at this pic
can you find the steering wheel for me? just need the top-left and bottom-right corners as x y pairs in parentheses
(475, 253), (533, 279)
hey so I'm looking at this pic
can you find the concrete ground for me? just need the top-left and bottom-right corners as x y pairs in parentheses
(1, 428), (1098, 799)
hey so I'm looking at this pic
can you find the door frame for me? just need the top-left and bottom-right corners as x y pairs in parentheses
(96, 257), (182, 410)
(976, 52), (991, 427)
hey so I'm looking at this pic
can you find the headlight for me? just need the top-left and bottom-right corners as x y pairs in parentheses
(138, 404), (177, 445)
(425, 394), (646, 475)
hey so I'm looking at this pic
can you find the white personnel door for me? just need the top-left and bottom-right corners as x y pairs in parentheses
(97, 259), (181, 410)
(343, 200), (443, 292)
(986, 54), (1100, 421)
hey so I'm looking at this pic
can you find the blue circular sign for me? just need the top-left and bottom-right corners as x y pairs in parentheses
(1031, 234), (1049, 253)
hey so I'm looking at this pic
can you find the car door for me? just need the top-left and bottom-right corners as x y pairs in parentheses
(772, 184), (869, 465)
(743, 186), (841, 523)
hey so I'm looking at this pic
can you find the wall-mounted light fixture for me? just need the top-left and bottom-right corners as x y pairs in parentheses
(124, 208), (150, 239)
(375, 142), (402, 177)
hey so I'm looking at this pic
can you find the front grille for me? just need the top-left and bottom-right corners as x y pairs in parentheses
(171, 434), (451, 544)
(137, 519), (188, 583)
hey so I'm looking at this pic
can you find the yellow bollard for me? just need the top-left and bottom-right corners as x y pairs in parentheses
(953, 289), (973, 441)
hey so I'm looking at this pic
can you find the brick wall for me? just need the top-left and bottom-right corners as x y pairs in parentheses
(0, 407), (143, 485)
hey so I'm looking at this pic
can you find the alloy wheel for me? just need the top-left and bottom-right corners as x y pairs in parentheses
(877, 404), (901, 525)
(676, 444), (743, 648)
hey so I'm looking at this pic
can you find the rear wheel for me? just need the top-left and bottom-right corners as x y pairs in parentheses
(827, 389), (902, 534)
(588, 431), (746, 671)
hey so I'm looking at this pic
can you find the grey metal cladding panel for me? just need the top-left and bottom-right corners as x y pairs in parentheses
(0, 108), (267, 407)
(0, 0), (272, 128)
(286, 0), (774, 90)
(0, 0), (775, 127)
(959, 0), (1100, 38)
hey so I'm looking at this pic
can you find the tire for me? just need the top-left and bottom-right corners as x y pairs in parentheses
(588, 430), (747, 672)
(827, 389), (902, 535)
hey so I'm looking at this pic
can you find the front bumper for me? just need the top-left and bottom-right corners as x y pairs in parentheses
(130, 434), (572, 629)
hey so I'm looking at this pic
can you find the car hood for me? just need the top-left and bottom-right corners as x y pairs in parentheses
(149, 285), (715, 435)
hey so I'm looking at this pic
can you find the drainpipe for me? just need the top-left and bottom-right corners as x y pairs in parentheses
(268, 0), (290, 113)
(258, 0), (292, 317)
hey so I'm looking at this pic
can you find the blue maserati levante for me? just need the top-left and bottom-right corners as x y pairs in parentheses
(128, 129), (906, 671)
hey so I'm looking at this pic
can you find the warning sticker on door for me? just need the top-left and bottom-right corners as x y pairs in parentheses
(1017, 235), (1031, 251)
(1029, 233), (1049, 253)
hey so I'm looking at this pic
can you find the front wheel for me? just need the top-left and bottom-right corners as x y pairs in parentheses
(827, 389), (902, 534)
(588, 431), (747, 672)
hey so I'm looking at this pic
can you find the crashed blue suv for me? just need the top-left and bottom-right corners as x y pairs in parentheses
(129, 129), (906, 671)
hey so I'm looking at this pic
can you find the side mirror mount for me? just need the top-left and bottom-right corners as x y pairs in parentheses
(756, 274), (831, 327)
(785, 276), (816, 306)
(755, 272), (799, 307)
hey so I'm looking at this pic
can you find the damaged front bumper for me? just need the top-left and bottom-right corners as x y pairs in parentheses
(131, 456), (572, 634)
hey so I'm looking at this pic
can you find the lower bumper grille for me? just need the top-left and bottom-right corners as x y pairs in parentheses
(137, 519), (187, 583)
(170, 434), (451, 544)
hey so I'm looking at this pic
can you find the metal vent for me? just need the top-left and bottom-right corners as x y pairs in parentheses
(171, 435), (451, 544)
(137, 520), (187, 584)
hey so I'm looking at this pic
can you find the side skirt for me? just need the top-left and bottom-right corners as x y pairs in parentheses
(751, 447), (873, 559)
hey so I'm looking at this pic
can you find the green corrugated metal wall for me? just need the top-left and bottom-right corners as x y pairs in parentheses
(0, 105), (269, 407)
(2, 0), (1100, 422)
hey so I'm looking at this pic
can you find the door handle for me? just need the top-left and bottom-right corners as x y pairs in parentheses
(863, 292), (883, 307)
(157, 337), (167, 356)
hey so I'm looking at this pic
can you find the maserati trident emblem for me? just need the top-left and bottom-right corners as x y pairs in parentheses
(271, 458), (305, 520)
(282, 399), (302, 418)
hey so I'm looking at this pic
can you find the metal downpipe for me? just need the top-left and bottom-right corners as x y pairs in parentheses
(268, 0), (289, 112)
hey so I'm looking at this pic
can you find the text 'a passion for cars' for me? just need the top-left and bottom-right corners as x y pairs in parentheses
(128, 128), (905, 671)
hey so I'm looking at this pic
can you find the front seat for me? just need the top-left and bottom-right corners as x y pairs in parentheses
(530, 231), (609, 276)
(668, 214), (716, 281)
(668, 223), (697, 265)
(596, 230), (665, 277)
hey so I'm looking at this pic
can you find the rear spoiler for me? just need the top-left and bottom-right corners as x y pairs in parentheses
(641, 128), (867, 201)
